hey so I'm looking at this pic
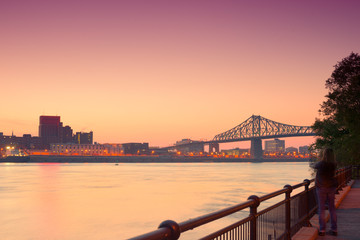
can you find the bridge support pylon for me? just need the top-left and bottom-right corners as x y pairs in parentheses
(250, 138), (263, 159)
(209, 143), (219, 153)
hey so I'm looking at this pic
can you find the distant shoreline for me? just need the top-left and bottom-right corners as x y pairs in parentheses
(0, 155), (311, 163)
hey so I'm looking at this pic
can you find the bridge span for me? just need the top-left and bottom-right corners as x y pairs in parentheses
(166, 115), (316, 158)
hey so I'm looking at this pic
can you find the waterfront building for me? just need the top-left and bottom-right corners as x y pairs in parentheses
(102, 144), (124, 155)
(0, 132), (17, 148)
(74, 131), (93, 144)
(175, 139), (204, 154)
(0, 132), (42, 150)
(285, 147), (298, 154)
(264, 138), (285, 153)
(221, 148), (250, 157)
(50, 142), (149, 155)
(121, 143), (149, 154)
(149, 147), (169, 155)
(50, 143), (106, 155)
(299, 145), (310, 154)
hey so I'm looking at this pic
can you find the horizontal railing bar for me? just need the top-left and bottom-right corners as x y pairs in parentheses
(292, 182), (306, 189)
(259, 188), (287, 202)
(179, 199), (254, 232)
(258, 179), (312, 202)
(128, 227), (172, 240)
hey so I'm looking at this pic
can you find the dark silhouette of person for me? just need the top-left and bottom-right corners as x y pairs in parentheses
(314, 148), (337, 236)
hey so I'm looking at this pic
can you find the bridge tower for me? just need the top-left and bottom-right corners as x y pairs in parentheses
(250, 138), (263, 159)
(208, 143), (219, 153)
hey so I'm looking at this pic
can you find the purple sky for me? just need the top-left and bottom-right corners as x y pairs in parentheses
(1, 0), (360, 148)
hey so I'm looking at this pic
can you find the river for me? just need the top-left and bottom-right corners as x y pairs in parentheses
(0, 162), (313, 239)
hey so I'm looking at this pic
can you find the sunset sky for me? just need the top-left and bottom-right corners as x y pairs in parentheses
(1, 1), (360, 148)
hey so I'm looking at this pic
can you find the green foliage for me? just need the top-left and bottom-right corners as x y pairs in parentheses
(313, 52), (360, 165)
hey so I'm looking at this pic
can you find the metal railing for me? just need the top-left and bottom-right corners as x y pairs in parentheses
(128, 166), (353, 240)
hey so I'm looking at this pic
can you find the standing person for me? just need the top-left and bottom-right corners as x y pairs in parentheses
(315, 148), (338, 236)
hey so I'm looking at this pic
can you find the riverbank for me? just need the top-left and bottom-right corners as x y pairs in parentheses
(0, 155), (310, 163)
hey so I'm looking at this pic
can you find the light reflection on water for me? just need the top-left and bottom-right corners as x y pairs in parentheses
(0, 162), (312, 239)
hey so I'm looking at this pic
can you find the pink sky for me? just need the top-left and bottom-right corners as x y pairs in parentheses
(1, 0), (359, 148)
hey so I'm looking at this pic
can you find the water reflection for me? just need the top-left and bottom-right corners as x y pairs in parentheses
(0, 162), (312, 239)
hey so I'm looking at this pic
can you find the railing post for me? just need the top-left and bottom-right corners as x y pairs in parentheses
(248, 195), (260, 240)
(303, 179), (311, 226)
(348, 166), (353, 181)
(341, 168), (345, 187)
(336, 169), (342, 193)
(284, 185), (293, 240)
(158, 220), (181, 240)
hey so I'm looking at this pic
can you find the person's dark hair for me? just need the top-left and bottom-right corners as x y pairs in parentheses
(322, 148), (335, 162)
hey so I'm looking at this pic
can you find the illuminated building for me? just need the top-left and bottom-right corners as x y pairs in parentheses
(221, 148), (250, 157)
(51, 143), (106, 155)
(0, 132), (16, 148)
(264, 138), (285, 153)
(50, 143), (148, 155)
(0, 132), (42, 150)
(299, 145), (310, 154)
(74, 131), (93, 144)
(61, 125), (73, 143)
(285, 147), (298, 153)
(121, 143), (149, 154)
(175, 139), (204, 154)
(102, 144), (124, 155)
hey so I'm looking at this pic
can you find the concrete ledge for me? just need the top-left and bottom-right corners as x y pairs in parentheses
(335, 180), (354, 208)
(292, 227), (318, 240)
(335, 186), (350, 208)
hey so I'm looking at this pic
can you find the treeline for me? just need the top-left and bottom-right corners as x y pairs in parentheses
(312, 52), (360, 165)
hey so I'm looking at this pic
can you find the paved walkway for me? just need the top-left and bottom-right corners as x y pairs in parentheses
(317, 180), (360, 240)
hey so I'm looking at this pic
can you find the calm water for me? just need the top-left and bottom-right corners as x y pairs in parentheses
(0, 162), (313, 239)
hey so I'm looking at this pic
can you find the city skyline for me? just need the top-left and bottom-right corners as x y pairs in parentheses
(0, 114), (314, 149)
(1, 1), (360, 148)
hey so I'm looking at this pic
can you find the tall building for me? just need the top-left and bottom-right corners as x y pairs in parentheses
(299, 145), (310, 154)
(39, 116), (61, 148)
(61, 125), (73, 143)
(265, 138), (285, 153)
(74, 131), (93, 144)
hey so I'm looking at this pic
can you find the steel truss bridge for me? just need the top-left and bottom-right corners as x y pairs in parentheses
(211, 115), (315, 158)
(169, 115), (316, 158)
